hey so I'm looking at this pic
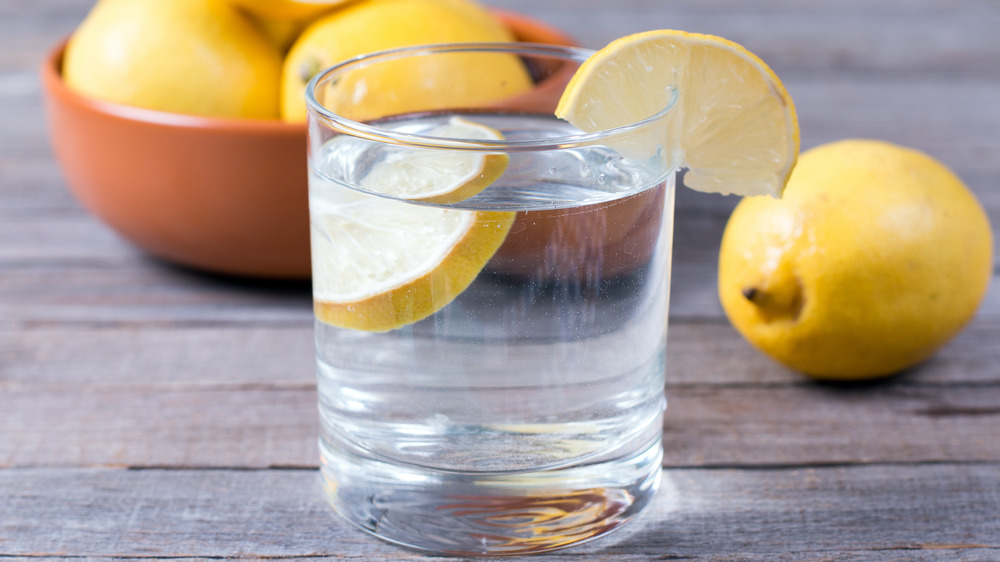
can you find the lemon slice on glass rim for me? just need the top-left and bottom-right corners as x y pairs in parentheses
(311, 117), (514, 332)
(556, 29), (800, 197)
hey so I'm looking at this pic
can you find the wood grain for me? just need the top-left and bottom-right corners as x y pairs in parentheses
(4, 383), (1000, 469)
(4, 318), (997, 388)
(1, 465), (997, 560)
(1, 221), (996, 330)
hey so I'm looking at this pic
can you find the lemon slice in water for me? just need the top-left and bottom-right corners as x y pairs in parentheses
(556, 30), (800, 197)
(311, 118), (514, 332)
(360, 116), (509, 204)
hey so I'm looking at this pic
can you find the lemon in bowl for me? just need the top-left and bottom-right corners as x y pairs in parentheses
(280, 0), (521, 123)
(63, 0), (283, 119)
(41, 1), (575, 278)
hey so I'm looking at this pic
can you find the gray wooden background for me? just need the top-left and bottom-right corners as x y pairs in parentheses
(2, 0), (998, 559)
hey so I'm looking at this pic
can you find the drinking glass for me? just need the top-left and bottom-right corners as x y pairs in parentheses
(305, 43), (678, 555)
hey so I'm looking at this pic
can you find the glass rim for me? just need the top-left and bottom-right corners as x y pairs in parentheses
(304, 42), (678, 152)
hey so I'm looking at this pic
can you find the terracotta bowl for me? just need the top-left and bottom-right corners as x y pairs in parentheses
(41, 10), (576, 279)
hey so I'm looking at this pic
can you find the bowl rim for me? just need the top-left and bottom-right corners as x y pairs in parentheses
(41, 8), (577, 133)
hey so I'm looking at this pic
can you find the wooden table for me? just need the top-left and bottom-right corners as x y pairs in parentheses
(3, 0), (999, 559)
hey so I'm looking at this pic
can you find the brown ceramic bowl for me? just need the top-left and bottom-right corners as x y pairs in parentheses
(41, 10), (575, 279)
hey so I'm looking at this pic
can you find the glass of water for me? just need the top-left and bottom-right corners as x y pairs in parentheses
(305, 43), (678, 555)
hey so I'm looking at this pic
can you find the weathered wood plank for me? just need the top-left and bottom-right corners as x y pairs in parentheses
(2, 263), (994, 329)
(1, 465), (997, 559)
(0, 326), (316, 386)
(0, 215), (140, 263)
(663, 383), (1000, 467)
(0, 156), (80, 214)
(665, 315), (1000, 386)
(2, 317), (999, 391)
(1, 227), (996, 329)
(0, 386), (317, 469)
(4, 357), (1000, 468)
(0, 262), (315, 328)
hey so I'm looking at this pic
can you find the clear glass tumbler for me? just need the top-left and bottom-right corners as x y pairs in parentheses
(306, 43), (678, 555)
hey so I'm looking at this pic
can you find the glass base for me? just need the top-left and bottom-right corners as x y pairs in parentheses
(319, 437), (662, 556)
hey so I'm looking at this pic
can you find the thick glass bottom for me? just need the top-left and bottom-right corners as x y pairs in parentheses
(319, 436), (662, 556)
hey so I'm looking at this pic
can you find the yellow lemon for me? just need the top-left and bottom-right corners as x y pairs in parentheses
(556, 30), (799, 197)
(281, 0), (526, 123)
(228, 0), (351, 21)
(247, 16), (309, 53)
(227, 0), (353, 52)
(63, 0), (282, 119)
(718, 140), (994, 380)
(433, 0), (513, 40)
(310, 118), (515, 332)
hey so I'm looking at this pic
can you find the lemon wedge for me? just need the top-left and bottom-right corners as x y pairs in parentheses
(556, 30), (799, 197)
(359, 117), (508, 204)
(310, 118), (515, 332)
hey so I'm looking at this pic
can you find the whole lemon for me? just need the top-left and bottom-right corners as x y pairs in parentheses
(227, 0), (350, 21)
(245, 16), (308, 54)
(280, 0), (526, 122)
(226, 0), (351, 52)
(63, 0), (282, 119)
(718, 139), (993, 380)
